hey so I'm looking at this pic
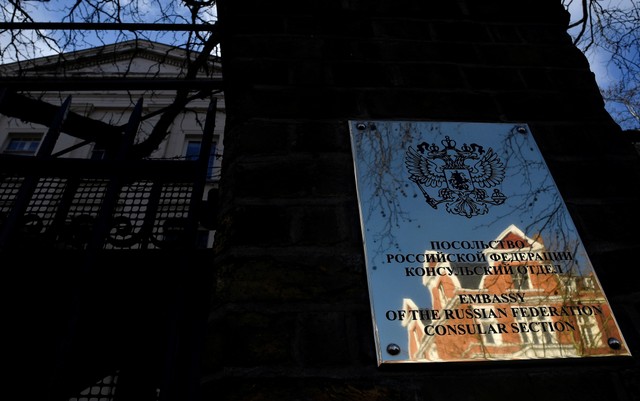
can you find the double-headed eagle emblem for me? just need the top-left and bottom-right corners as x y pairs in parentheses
(405, 136), (507, 218)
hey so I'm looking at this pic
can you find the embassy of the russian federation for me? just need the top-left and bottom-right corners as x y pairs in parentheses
(5, 1), (640, 400)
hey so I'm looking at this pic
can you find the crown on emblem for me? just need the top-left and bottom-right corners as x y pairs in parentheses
(405, 136), (507, 218)
(441, 136), (456, 149)
(417, 136), (484, 158)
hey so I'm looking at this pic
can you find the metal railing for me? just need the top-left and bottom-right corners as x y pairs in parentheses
(0, 95), (217, 252)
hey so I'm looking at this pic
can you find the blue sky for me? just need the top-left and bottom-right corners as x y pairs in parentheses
(566, 0), (636, 85)
(1, 1), (633, 94)
(0, 1), (218, 63)
(2, 1), (635, 129)
(565, 0), (639, 129)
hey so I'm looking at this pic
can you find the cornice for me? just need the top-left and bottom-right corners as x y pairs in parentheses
(0, 39), (220, 77)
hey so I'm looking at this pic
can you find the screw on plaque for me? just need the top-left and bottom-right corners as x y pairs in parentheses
(386, 343), (401, 355)
(356, 122), (367, 130)
(516, 126), (528, 134)
(608, 337), (622, 350)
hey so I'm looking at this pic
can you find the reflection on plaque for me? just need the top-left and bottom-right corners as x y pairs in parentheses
(349, 121), (630, 365)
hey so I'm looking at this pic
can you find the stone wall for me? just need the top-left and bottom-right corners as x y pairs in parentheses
(203, 1), (640, 399)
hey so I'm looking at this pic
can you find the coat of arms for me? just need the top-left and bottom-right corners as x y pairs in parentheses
(405, 136), (507, 218)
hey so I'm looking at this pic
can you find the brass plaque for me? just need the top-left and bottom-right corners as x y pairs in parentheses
(349, 121), (630, 365)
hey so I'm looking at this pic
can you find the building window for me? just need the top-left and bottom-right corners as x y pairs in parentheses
(568, 276), (596, 293)
(184, 139), (217, 180)
(581, 277), (595, 291)
(184, 140), (201, 160)
(91, 144), (107, 160)
(438, 283), (448, 307)
(510, 270), (530, 290)
(3, 134), (42, 156)
(577, 314), (602, 348)
(482, 322), (497, 344)
(475, 306), (503, 345)
(515, 315), (556, 345)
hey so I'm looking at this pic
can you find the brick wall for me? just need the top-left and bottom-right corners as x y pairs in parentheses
(204, 1), (640, 399)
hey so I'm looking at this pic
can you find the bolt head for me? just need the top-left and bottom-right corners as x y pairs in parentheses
(608, 337), (622, 350)
(386, 343), (401, 355)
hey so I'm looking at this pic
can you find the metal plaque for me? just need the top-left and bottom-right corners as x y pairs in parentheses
(349, 120), (631, 365)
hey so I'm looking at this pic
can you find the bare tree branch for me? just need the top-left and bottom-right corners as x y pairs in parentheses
(0, 0), (220, 158)
(564, 0), (640, 129)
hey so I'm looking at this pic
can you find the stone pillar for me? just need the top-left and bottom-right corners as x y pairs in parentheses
(203, 1), (640, 399)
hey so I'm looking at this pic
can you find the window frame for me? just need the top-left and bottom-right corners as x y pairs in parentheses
(2, 132), (43, 156)
(182, 136), (218, 181)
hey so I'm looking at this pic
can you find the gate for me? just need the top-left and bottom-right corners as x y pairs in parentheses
(2, 93), (218, 401)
